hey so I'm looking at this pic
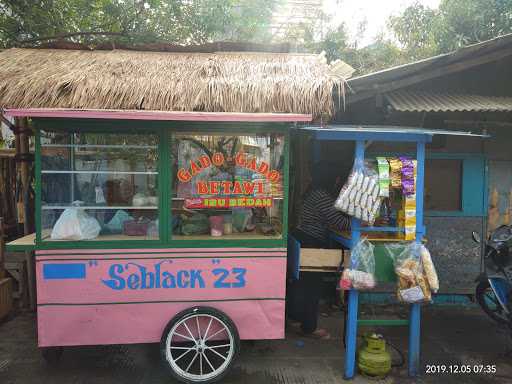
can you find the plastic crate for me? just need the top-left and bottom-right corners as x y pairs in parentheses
(0, 278), (13, 320)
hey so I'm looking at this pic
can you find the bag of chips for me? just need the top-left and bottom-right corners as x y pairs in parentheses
(419, 244), (439, 292)
(400, 157), (416, 196)
(385, 243), (437, 303)
(388, 158), (402, 188)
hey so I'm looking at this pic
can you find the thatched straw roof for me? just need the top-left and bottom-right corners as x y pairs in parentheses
(0, 48), (352, 118)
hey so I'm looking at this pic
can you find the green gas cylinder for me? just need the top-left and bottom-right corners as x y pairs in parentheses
(357, 333), (392, 378)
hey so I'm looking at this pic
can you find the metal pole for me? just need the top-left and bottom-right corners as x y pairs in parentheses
(408, 140), (425, 376)
(344, 139), (365, 379)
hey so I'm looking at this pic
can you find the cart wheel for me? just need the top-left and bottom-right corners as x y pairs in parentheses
(41, 347), (64, 365)
(160, 307), (240, 384)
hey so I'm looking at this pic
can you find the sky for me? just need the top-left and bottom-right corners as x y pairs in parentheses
(323, 0), (441, 46)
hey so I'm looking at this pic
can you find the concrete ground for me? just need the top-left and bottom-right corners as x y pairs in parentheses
(1, 305), (512, 384)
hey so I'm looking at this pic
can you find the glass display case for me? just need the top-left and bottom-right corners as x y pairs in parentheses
(37, 126), (288, 245)
(40, 130), (159, 241)
(171, 133), (285, 240)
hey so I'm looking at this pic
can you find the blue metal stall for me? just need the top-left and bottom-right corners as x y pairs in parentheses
(300, 125), (487, 379)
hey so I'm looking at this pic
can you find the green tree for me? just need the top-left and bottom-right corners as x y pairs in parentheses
(0, 0), (277, 48)
(388, 0), (512, 59)
(435, 0), (512, 52)
(388, 2), (439, 60)
(349, 35), (404, 75)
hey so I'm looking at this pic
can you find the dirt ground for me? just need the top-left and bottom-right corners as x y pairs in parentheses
(1, 305), (512, 384)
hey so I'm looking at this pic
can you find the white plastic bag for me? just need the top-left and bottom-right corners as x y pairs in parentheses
(385, 242), (435, 303)
(348, 238), (376, 289)
(334, 162), (382, 225)
(51, 203), (101, 240)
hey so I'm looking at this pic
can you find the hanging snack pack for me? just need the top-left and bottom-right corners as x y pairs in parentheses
(400, 157), (416, 196)
(335, 163), (382, 225)
(419, 244), (439, 292)
(396, 158), (417, 240)
(340, 238), (376, 290)
(389, 158), (402, 188)
(376, 157), (390, 197)
(386, 243), (438, 303)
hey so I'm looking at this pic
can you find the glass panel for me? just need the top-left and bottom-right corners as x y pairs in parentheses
(425, 159), (462, 211)
(42, 208), (159, 241)
(41, 130), (159, 241)
(171, 133), (285, 240)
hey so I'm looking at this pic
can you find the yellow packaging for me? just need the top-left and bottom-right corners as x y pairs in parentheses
(403, 194), (416, 210)
(404, 226), (416, 240)
(404, 208), (416, 225)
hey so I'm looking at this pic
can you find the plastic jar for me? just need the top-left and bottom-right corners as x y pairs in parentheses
(209, 215), (224, 237)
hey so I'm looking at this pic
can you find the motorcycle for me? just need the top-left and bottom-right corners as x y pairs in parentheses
(473, 225), (512, 324)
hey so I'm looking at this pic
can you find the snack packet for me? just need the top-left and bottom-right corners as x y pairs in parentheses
(335, 162), (382, 225)
(385, 243), (436, 303)
(389, 158), (402, 188)
(348, 238), (377, 290)
(376, 157), (390, 197)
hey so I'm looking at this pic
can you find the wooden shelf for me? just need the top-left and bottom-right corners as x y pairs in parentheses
(42, 233), (158, 242)
(6, 233), (36, 247)
(42, 206), (158, 210)
(42, 170), (157, 175)
(42, 144), (157, 149)
(173, 233), (282, 240)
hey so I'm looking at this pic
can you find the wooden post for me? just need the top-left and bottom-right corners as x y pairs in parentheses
(15, 117), (36, 310)
(0, 217), (4, 279)
(18, 117), (31, 235)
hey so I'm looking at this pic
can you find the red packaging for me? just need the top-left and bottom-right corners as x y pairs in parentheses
(185, 198), (204, 209)
(339, 269), (352, 290)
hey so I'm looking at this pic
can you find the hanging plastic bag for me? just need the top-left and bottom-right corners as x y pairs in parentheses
(418, 244), (439, 293)
(334, 161), (382, 225)
(385, 243), (435, 303)
(340, 238), (376, 290)
(51, 202), (101, 240)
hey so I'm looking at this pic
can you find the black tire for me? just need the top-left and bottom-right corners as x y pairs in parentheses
(476, 280), (509, 324)
(41, 347), (64, 365)
(160, 307), (240, 384)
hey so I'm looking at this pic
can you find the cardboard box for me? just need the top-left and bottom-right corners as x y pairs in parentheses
(299, 248), (350, 272)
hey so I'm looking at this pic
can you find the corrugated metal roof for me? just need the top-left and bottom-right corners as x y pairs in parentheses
(301, 125), (489, 137)
(386, 90), (512, 112)
(345, 33), (512, 105)
(349, 33), (512, 89)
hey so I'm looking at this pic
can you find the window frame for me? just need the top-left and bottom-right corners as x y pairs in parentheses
(34, 119), (290, 250)
(424, 153), (487, 218)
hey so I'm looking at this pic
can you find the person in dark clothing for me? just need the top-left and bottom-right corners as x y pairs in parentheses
(287, 161), (350, 339)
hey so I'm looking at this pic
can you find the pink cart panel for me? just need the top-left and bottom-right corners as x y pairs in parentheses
(36, 247), (286, 347)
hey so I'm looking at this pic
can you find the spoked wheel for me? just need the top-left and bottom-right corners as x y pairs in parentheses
(160, 307), (240, 384)
(476, 280), (509, 324)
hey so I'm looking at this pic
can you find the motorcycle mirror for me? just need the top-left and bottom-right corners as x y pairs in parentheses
(472, 231), (481, 243)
